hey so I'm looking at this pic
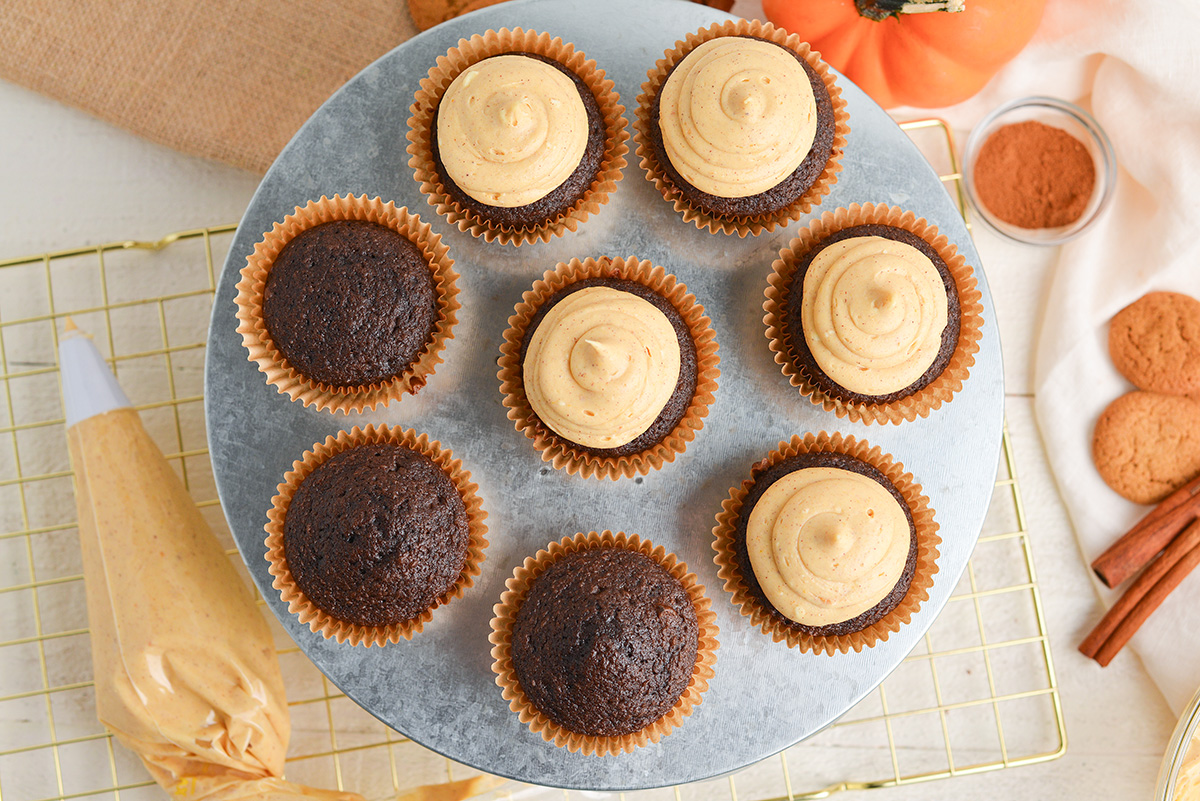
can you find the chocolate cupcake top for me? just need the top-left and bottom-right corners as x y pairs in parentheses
(784, 224), (961, 404)
(520, 276), (698, 458)
(283, 442), (470, 628)
(262, 220), (438, 388)
(736, 451), (917, 636)
(432, 52), (605, 227)
(511, 547), (699, 738)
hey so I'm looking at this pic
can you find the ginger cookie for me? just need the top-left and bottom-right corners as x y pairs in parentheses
(1108, 292), (1200, 396)
(1092, 391), (1200, 505)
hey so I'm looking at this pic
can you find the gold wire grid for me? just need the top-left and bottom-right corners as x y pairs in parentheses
(0, 119), (1065, 801)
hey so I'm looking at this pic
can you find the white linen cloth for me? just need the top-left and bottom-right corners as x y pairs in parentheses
(918, 0), (1200, 713)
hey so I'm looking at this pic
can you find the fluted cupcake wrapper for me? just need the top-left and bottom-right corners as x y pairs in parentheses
(234, 194), (459, 414)
(712, 432), (940, 655)
(407, 28), (629, 246)
(764, 202), (984, 424)
(489, 531), (719, 756)
(498, 255), (720, 480)
(265, 425), (488, 647)
(634, 18), (849, 238)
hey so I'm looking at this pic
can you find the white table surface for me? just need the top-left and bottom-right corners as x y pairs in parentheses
(0, 6), (1181, 796)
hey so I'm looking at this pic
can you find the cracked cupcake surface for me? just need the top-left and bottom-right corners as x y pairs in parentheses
(283, 443), (469, 627)
(510, 547), (699, 737)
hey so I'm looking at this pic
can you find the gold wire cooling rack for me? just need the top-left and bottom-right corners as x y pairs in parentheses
(0, 120), (1065, 801)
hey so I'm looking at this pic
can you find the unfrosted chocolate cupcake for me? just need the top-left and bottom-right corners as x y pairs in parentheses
(283, 441), (470, 627)
(781, 223), (961, 406)
(520, 276), (698, 458)
(491, 531), (718, 753)
(431, 52), (606, 230)
(262, 219), (438, 388)
(647, 36), (835, 219)
(733, 451), (917, 638)
(511, 546), (699, 738)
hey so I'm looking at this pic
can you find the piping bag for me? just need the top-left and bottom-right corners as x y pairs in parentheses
(62, 318), (505, 801)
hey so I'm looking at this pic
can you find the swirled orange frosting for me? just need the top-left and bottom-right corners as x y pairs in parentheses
(746, 466), (910, 626)
(524, 286), (681, 449)
(437, 55), (588, 208)
(801, 235), (948, 396)
(658, 37), (817, 198)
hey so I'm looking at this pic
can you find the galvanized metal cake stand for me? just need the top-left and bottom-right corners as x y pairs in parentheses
(204, 0), (1004, 791)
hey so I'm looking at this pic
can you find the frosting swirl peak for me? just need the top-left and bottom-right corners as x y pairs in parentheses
(524, 287), (682, 449)
(747, 466), (911, 627)
(658, 37), (817, 198)
(437, 55), (589, 208)
(801, 235), (949, 396)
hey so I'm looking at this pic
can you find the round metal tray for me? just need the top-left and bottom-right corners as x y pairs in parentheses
(204, 0), (1004, 790)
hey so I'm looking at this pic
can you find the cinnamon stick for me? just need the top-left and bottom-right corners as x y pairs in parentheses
(1091, 473), (1200, 588)
(1080, 518), (1200, 666)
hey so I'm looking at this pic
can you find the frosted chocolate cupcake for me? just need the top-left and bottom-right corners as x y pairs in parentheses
(635, 20), (848, 236)
(266, 425), (488, 646)
(432, 53), (604, 228)
(740, 451), (915, 635)
(523, 276), (695, 457)
(498, 257), (720, 480)
(765, 203), (983, 424)
(408, 29), (628, 245)
(713, 433), (939, 654)
(490, 531), (719, 755)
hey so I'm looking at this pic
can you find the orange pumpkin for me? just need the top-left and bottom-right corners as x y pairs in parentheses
(762, 0), (1046, 109)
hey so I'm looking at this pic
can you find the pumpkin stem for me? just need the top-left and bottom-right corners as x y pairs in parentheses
(854, 0), (965, 21)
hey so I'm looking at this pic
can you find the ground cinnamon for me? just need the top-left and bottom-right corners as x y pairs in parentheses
(973, 120), (1096, 229)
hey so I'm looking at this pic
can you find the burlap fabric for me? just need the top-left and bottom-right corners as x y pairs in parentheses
(0, 0), (734, 175)
(0, 0), (419, 174)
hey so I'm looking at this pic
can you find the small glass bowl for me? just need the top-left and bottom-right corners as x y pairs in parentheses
(961, 96), (1117, 246)
(1157, 683), (1200, 800)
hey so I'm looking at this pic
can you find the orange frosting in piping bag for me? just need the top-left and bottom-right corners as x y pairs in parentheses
(69, 406), (360, 801)
(62, 320), (359, 800)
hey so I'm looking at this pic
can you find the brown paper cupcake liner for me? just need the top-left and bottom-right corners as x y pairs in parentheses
(264, 425), (488, 647)
(498, 256), (720, 480)
(764, 202), (984, 424)
(712, 432), (940, 655)
(634, 19), (849, 238)
(234, 194), (459, 415)
(407, 28), (629, 246)
(489, 530), (719, 755)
